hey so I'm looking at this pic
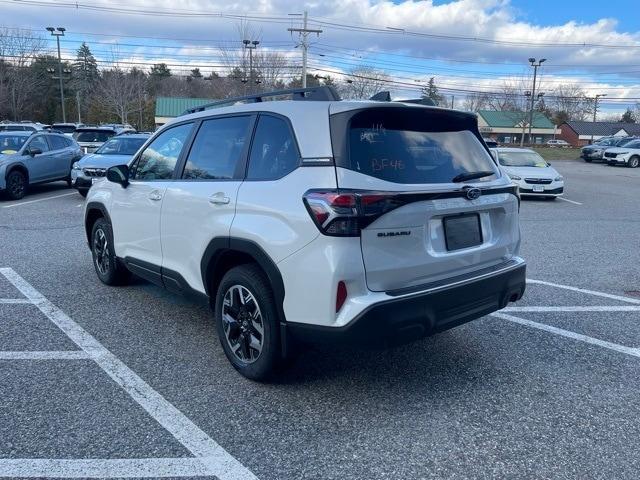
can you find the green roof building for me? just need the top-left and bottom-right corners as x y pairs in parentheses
(477, 110), (558, 145)
(154, 97), (214, 126)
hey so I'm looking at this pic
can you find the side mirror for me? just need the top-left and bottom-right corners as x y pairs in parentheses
(28, 147), (42, 156)
(106, 164), (129, 188)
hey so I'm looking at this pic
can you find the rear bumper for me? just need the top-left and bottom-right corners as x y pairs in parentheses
(287, 259), (526, 346)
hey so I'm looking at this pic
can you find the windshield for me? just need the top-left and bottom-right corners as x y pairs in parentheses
(96, 137), (147, 155)
(0, 134), (28, 154)
(52, 125), (77, 134)
(73, 130), (114, 143)
(622, 140), (640, 149)
(498, 151), (548, 168)
(615, 137), (635, 146)
(341, 108), (498, 184)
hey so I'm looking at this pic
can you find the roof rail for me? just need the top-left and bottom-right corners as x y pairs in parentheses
(369, 91), (436, 106)
(181, 86), (341, 115)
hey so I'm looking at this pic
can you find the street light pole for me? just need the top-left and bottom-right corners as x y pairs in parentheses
(591, 94), (607, 144)
(242, 39), (259, 94)
(47, 27), (66, 123)
(526, 58), (546, 145)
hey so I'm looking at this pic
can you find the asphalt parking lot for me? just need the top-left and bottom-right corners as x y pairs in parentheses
(1, 159), (640, 479)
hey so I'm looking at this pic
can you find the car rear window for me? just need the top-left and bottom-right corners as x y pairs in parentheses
(74, 130), (114, 143)
(333, 107), (498, 184)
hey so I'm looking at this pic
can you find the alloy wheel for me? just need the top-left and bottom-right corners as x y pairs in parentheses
(8, 174), (25, 198)
(93, 228), (110, 276)
(221, 284), (264, 364)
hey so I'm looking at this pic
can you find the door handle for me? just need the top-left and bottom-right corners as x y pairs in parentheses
(209, 193), (230, 205)
(148, 190), (163, 201)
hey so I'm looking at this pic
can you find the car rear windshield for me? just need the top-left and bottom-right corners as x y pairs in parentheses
(74, 130), (114, 143)
(334, 107), (498, 184)
(52, 125), (77, 133)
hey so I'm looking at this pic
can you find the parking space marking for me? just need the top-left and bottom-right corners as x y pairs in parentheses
(556, 197), (582, 205)
(504, 306), (640, 312)
(2, 192), (76, 209)
(528, 279), (640, 305)
(0, 298), (31, 304)
(0, 457), (216, 479)
(0, 267), (257, 480)
(493, 312), (640, 359)
(0, 350), (90, 360)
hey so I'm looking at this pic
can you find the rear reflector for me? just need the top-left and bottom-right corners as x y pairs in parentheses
(336, 281), (348, 313)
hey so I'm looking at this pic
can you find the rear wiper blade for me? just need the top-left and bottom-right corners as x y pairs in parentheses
(452, 170), (494, 183)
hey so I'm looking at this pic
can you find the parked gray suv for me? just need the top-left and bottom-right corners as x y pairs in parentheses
(0, 131), (82, 200)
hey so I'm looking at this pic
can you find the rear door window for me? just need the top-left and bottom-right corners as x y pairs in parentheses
(49, 135), (68, 151)
(182, 116), (251, 180)
(247, 115), (299, 180)
(336, 107), (498, 184)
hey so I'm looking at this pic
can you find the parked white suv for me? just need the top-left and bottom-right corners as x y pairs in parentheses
(83, 87), (526, 380)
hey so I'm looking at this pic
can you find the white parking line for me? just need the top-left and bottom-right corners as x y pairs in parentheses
(0, 267), (257, 480)
(556, 197), (582, 205)
(0, 299), (32, 304)
(0, 351), (90, 360)
(0, 457), (216, 479)
(504, 306), (640, 312)
(2, 192), (76, 209)
(493, 312), (640, 359)
(528, 279), (640, 305)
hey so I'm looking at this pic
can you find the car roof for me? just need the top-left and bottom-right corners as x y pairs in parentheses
(75, 126), (119, 131)
(109, 133), (150, 139)
(0, 130), (32, 136)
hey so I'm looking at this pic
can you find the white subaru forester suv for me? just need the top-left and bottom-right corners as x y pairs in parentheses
(84, 87), (526, 380)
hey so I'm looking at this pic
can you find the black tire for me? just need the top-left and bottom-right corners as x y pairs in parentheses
(214, 264), (281, 381)
(91, 218), (131, 286)
(546, 196), (557, 201)
(627, 156), (639, 168)
(78, 189), (88, 198)
(584, 158), (592, 163)
(5, 169), (27, 200)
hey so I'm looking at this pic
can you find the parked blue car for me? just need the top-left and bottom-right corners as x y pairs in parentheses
(0, 131), (83, 200)
(71, 133), (150, 197)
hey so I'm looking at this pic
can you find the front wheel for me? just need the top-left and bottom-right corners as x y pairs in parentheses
(5, 170), (27, 200)
(91, 218), (131, 285)
(77, 189), (88, 198)
(214, 264), (281, 381)
(627, 156), (639, 168)
(584, 158), (592, 163)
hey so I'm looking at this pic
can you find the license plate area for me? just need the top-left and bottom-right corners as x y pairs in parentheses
(533, 185), (544, 192)
(443, 213), (483, 251)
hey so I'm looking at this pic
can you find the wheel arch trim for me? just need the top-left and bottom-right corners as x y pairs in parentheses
(84, 202), (112, 248)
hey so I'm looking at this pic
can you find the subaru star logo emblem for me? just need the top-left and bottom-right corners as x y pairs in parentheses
(466, 187), (481, 200)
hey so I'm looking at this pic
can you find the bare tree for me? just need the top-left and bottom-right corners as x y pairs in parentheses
(0, 28), (46, 120)
(463, 92), (490, 112)
(340, 66), (389, 100)
(549, 84), (593, 123)
(95, 68), (139, 123)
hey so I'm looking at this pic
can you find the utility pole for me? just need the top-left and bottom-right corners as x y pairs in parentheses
(591, 94), (607, 144)
(288, 11), (322, 88)
(242, 39), (259, 94)
(527, 57), (546, 145)
(47, 27), (67, 122)
(76, 92), (81, 123)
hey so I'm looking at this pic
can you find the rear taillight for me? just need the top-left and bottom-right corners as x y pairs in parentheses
(303, 190), (402, 237)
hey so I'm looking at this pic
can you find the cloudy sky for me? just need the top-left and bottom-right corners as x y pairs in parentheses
(3, 0), (640, 115)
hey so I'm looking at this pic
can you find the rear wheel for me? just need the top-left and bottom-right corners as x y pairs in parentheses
(91, 218), (131, 285)
(583, 157), (592, 163)
(5, 170), (27, 200)
(627, 156), (639, 168)
(214, 264), (281, 381)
